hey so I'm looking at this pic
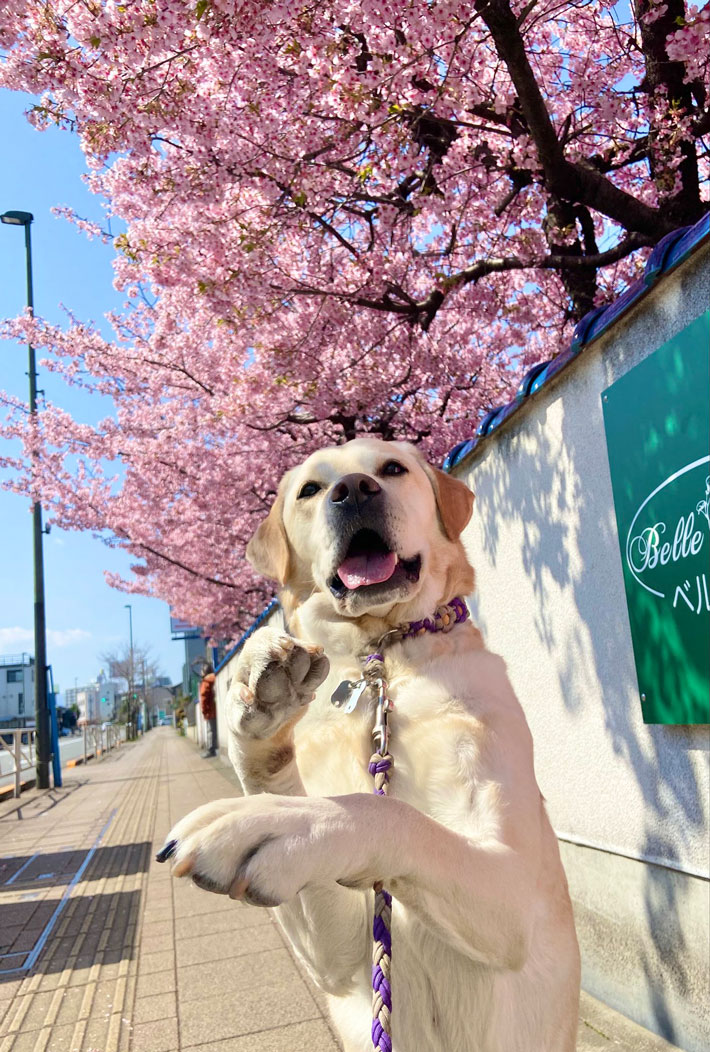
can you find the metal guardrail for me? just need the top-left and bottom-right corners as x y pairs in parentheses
(80, 724), (123, 768)
(0, 724), (125, 798)
(0, 729), (36, 798)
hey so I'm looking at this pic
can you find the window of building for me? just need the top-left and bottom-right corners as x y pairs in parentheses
(18, 694), (24, 714)
(7, 670), (22, 683)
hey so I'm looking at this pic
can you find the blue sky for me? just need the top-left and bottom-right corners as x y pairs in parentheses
(0, 89), (187, 693)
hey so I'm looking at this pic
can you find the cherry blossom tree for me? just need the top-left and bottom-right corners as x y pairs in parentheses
(0, 0), (708, 637)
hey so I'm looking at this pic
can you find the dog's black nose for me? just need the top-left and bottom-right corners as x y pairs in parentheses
(329, 473), (382, 508)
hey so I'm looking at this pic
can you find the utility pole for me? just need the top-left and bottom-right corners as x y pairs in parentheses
(125, 604), (134, 737)
(1, 210), (50, 789)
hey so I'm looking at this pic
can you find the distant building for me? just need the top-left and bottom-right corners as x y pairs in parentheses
(0, 653), (35, 727)
(65, 670), (122, 724)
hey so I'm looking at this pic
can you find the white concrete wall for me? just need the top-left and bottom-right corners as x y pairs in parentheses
(453, 243), (710, 1050)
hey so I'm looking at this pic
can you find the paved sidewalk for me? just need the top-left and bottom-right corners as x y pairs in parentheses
(0, 729), (683, 1052)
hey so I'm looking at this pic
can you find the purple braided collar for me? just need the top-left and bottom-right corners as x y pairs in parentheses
(364, 596), (470, 664)
(402, 595), (469, 639)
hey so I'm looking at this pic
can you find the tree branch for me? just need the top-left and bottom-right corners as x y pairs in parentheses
(474, 0), (677, 238)
(135, 542), (241, 589)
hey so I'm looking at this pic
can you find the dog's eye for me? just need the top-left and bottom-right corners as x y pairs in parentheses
(297, 481), (322, 499)
(381, 460), (407, 477)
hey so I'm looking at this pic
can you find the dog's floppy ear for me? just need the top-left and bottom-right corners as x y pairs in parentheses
(246, 481), (291, 584)
(425, 465), (475, 541)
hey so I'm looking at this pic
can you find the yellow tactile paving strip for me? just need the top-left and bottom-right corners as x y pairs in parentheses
(0, 730), (341, 1052)
(0, 737), (160, 1052)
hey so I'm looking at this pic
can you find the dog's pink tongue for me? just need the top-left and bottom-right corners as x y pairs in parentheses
(338, 551), (397, 589)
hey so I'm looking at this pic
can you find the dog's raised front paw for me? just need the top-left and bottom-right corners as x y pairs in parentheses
(227, 628), (329, 739)
(156, 795), (344, 906)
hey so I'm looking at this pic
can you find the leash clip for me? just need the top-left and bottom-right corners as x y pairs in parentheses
(371, 678), (391, 754)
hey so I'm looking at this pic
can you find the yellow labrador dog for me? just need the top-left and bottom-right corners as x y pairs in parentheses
(159, 439), (580, 1051)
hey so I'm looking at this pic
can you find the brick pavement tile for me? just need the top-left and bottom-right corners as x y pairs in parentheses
(175, 924), (283, 968)
(6, 930), (41, 954)
(169, 890), (235, 919)
(3, 1029), (46, 1052)
(35, 971), (66, 992)
(181, 1019), (341, 1052)
(130, 1017), (178, 1052)
(133, 991), (177, 1024)
(0, 978), (24, 1002)
(176, 947), (303, 1004)
(1, 732), (343, 1052)
(141, 905), (173, 925)
(52, 986), (89, 1027)
(0, 927), (23, 954)
(101, 976), (129, 1014)
(11, 989), (58, 1032)
(81, 1013), (117, 1050)
(174, 904), (272, 940)
(178, 981), (321, 1046)
(140, 920), (173, 941)
(136, 950), (175, 976)
(134, 970), (176, 1000)
(138, 933), (173, 956)
(142, 892), (170, 913)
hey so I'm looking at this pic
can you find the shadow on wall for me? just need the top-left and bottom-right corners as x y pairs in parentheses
(465, 357), (706, 1046)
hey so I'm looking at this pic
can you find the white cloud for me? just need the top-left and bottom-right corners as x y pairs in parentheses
(0, 627), (33, 652)
(48, 628), (92, 648)
(0, 626), (91, 652)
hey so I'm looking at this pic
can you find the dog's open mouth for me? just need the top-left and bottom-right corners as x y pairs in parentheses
(329, 528), (422, 596)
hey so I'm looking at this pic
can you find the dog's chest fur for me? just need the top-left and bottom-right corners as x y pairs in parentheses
(293, 630), (506, 841)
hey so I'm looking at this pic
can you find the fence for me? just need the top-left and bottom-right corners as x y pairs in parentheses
(0, 729), (36, 799)
(77, 723), (124, 767)
(0, 723), (126, 798)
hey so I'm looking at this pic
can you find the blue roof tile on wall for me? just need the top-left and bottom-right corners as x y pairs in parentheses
(530, 344), (580, 394)
(643, 227), (689, 287)
(442, 211), (710, 471)
(570, 305), (607, 351)
(442, 438), (479, 472)
(477, 407), (504, 436)
(517, 360), (551, 398)
(487, 400), (518, 433)
(663, 212), (709, 272)
(581, 278), (646, 345)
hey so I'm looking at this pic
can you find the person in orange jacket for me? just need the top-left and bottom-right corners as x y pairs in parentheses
(199, 664), (218, 757)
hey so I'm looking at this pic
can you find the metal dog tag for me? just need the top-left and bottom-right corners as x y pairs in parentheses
(330, 679), (368, 714)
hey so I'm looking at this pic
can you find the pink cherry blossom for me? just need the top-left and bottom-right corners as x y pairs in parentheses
(0, 0), (707, 640)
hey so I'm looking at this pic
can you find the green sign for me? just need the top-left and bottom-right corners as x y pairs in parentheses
(603, 310), (709, 725)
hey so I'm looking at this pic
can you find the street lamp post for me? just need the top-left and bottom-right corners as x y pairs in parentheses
(1, 209), (51, 789)
(124, 603), (135, 737)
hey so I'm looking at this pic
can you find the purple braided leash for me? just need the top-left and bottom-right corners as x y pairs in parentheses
(361, 599), (470, 1052)
(366, 653), (394, 1052)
